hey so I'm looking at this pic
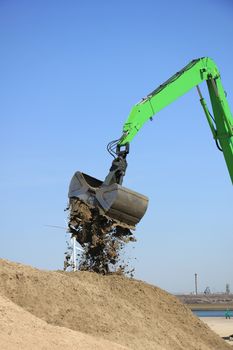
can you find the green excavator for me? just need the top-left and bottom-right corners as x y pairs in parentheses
(69, 57), (233, 230)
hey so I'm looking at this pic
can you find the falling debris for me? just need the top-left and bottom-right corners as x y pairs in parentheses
(68, 198), (136, 275)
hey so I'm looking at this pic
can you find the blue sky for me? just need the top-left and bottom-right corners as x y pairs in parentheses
(1, 0), (233, 293)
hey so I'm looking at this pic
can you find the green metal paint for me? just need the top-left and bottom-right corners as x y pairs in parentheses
(119, 57), (233, 183)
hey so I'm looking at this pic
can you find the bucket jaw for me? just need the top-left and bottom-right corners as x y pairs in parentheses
(68, 171), (148, 230)
(68, 142), (148, 230)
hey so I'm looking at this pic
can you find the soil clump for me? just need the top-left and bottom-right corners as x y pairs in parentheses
(68, 198), (135, 275)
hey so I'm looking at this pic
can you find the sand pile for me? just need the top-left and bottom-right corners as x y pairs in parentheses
(0, 259), (231, 350)
(0, 294), (127, 350)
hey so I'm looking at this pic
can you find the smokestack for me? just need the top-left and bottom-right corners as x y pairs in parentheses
(195, 273), (198, 295)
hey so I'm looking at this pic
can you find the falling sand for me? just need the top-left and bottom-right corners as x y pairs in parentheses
(68, 198), (135, 275)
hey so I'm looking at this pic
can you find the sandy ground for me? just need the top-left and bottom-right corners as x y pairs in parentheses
(0, 259), (231, 350)
(0, 294), (128, 350)
(202, 318), (233, 346)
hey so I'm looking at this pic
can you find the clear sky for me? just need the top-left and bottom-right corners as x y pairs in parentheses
(1, 0), (233, 294)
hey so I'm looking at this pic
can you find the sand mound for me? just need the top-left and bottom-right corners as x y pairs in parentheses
(0, 259), (230, 350)
(0, 294), (128, 350)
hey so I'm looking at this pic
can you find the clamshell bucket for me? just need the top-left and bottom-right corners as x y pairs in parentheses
(68, 171), (148, 229)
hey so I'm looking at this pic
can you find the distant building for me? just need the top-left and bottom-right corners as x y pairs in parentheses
(204, 287), (211, 295)
(226, 283), (230, 295)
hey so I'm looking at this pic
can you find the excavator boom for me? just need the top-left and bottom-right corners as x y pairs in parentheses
(69, 57), (233, 230)
(120, 57), (233, 183)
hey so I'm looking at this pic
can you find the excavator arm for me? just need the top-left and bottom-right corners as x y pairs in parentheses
(118, 57), (233, 183)
(69, 57), (233, 231)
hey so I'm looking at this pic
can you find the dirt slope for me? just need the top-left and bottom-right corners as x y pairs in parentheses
(0, 259), (230, 350)
(0, 294), (128, 350)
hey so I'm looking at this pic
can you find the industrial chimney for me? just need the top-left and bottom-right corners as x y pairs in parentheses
(195, 273), (198, 295)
